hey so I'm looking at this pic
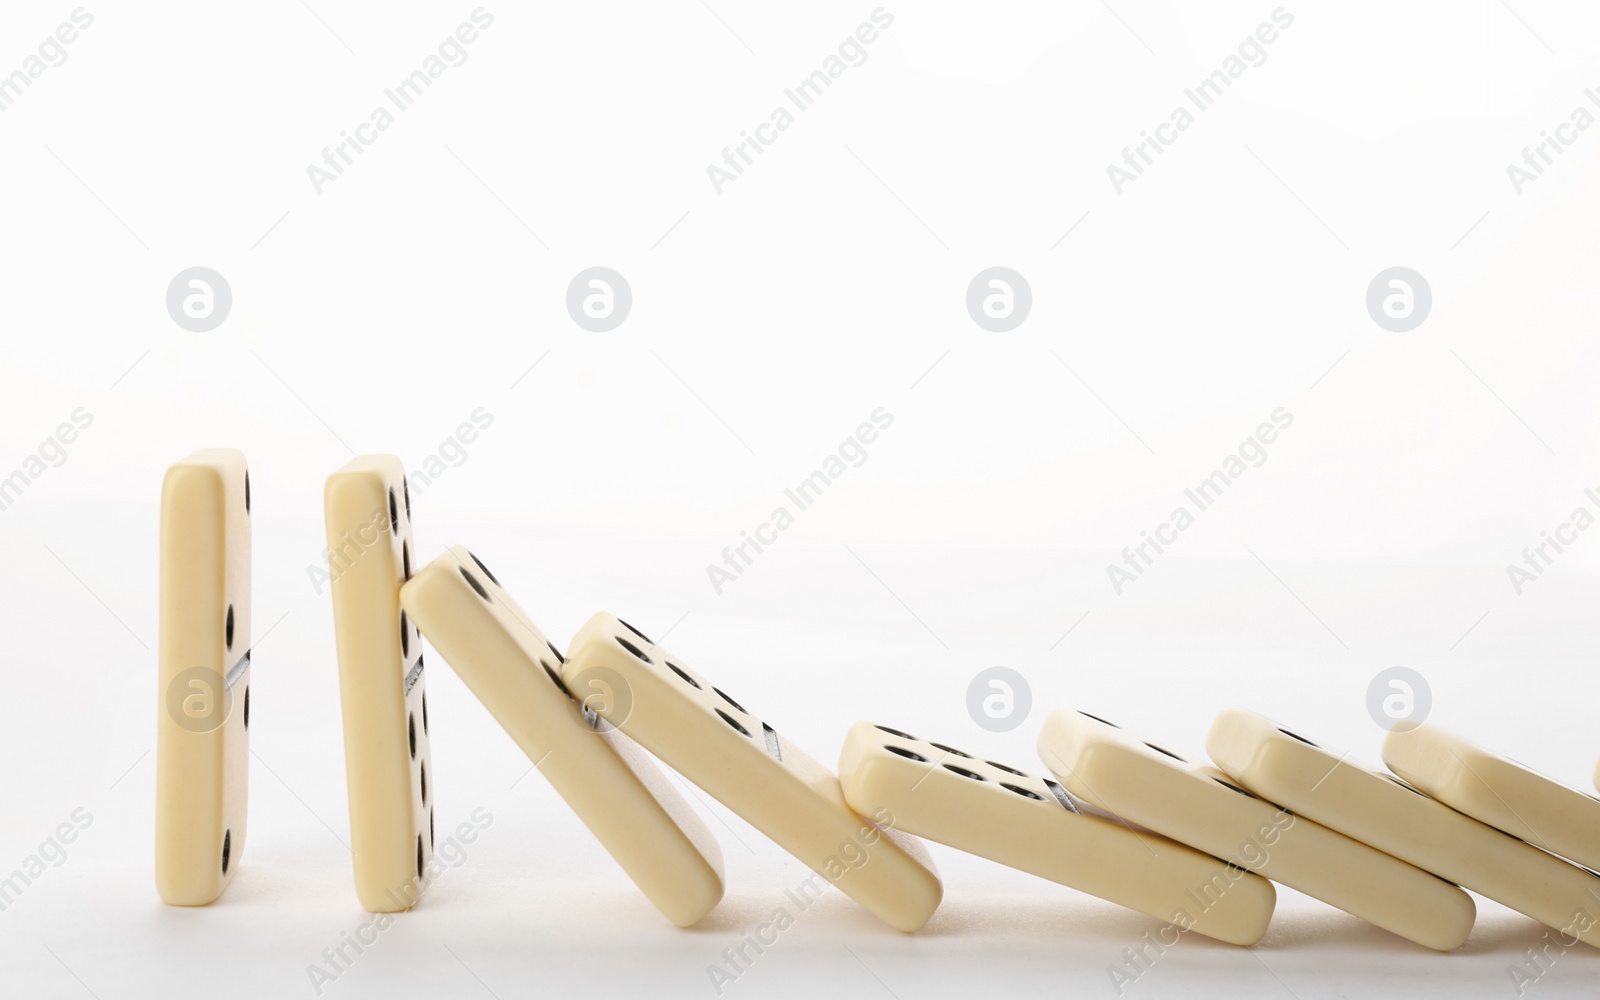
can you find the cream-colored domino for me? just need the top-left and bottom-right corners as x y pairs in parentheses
(399, 549), (723, 927)
(561, 614), (942, 932)
(1038, 709), (1476, 950)
(1385, 723), (1600, 872)
(155, 449), (251, 905)
(1211, 708), (1600, 947)
(326, 456), (434, 912)
(838, 721), (1275, 944)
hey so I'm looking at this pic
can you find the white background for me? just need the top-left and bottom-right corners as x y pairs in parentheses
(3, 1), (1599, 996)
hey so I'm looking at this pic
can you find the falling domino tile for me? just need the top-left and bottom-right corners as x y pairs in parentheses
(1385, 723), (1600, 874)
(560, 613), (943, 932)
(400, 548), (724, 927)
(1038, 708), (1476, 951)
(837, 720), (1276, 944)
(1209, 708), (1600, 948)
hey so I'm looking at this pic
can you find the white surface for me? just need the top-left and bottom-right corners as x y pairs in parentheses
(3, 1), (1600, 996)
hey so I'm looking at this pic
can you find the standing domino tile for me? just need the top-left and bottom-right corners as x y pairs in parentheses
(837, 721), (1276, 945)
(1038, 709), (1476, 951)
(1210, 708), (1600, 948)
(155, 449), (252, 905)
(561, 614), (943, 932)
(399, 549), (724, 927)
(1385, 723), (1600, 872)
(325, 456), (434, 912)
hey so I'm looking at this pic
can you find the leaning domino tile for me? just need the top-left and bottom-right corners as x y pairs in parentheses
(399, 548), (723, 927)
(838, 721), (1275, 945)
(1211, 708), (1600, 948)
(155, 449), (252, 905)
(1385, 723), (1600, 873)
(1038, 708), (1476, 951)
(561, 614), (942, 932)
(325, 456), (434, 912)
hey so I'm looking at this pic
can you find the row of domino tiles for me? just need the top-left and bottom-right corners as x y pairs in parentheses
(153, 450), (1600, 952)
